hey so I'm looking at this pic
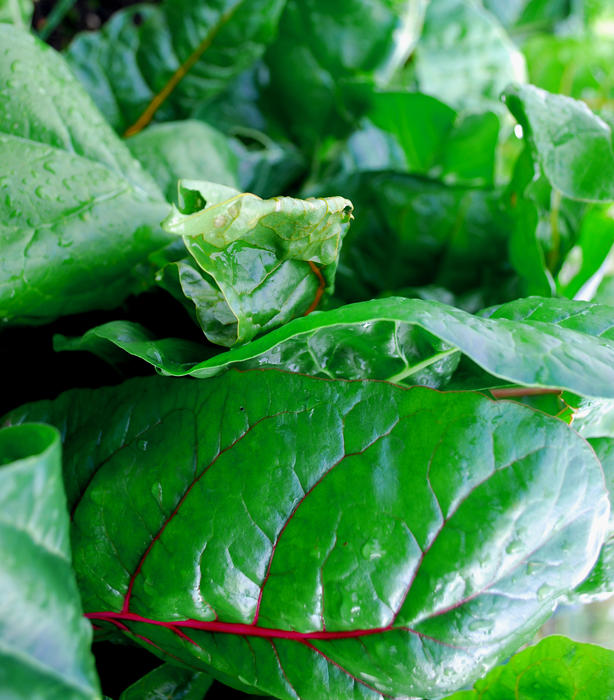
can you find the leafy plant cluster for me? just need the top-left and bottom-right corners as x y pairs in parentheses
(2, 0), (614, 698)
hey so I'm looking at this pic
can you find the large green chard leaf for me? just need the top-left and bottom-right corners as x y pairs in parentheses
(504, 84), (614, 202)
(159, 180), (353, 346)
(65, 1), (286, 136)
(261, 0), (427, 149)
(0, 424), (100, 699)
(119, 663), (212, 700)
(55, 296), (614, 397)
(3, 371), (609, 698)
(404, 0), (526, 110)
(444, 635), (614, 699)
(0, 27), (171, 325)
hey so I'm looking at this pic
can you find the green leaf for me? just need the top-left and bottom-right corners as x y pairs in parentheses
(159, 180), (353, 346)
(307, 172), (514, 304)
(0, 424), (100, 699)
(119, 663), (212, 700)
(127, 121), (240, 203)
(55, 296), (614, 399)
(4, 371), (609, 698)
(444, 635), (614, 699)
(65, 1), (287, 136)
(503, 84), (614, 202)
(0, 0), (32, 27)
(0, 27), (171, 325)
(262, 0), (427, 149)
(408, 0), (526, 110)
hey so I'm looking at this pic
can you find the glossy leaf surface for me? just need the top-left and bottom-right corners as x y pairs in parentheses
(65, 1), (287, 135)
(445, 635), (614, 699)
(0, 424), (100, 699)
(56, 296), (614, 398)
(160, 180), (353, 346)
(0, 27), (171, 324)
(504, 84), (614, 202)
(4, 371), (609, 698)
(119, 663), (212, 700)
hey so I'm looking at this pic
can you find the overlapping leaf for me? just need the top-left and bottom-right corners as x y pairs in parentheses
(3, 371), (609, 698)
(65, 0), (287, 135)
(158, 180), (353, 346)
(119, 663), (212, 700)
(444, 635), (614, 699)
(56, 296), (614, 398)
(0, 27), (171, 324)
(0, 424), (100, 699)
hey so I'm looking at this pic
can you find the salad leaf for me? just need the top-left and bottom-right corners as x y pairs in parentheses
(444, 635), (614, 699)
(0, 27), (171, 325)
(0, 0), (31, 27)
(65, 0), (287, 135)
(0, 424), (100, 699)
(504, 84), (614, 202)
(4, 371), (609, 698)
(159, 180), (353, 346)
(56, 296), (614, 398)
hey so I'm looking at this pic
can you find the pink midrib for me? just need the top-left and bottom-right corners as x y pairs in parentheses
(86, 609), (416, 641)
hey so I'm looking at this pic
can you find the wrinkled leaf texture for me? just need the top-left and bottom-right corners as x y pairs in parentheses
(0, 424), (99, 699)
(56, 296), (614, 399)
(159, 180), (353, 346)
(0, 27), (171, 324)
(3, 370), (609, 698)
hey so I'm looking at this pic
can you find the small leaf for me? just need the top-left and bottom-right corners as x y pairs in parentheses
(160, 180), (353, 346)
(4, 371), (609, 698)
(444, 635), (614, 699)
(504, 83), (614, 202)
(0, 424), (100, 699)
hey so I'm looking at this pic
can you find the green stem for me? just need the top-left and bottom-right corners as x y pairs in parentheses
(386, 348), (458, 385)
(38, 0), (78, 41)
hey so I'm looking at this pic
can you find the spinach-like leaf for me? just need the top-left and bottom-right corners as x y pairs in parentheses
(56, 296), (614, 398)
(159, 180), (353, 346)
(0, 27), (171, 325)
(504, 84), (614, 202)
(119, 663), (212, 700)
(444, 635), (614, 699)
(127, 121), (241, 203)
(65, 1), (287, 136)
(4, 371), (609, 698)
(0, 424), (100, 699)
(407, 0), (526, 110)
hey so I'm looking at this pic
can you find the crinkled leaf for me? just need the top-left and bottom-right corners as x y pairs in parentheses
(160, 180), (353, 346)
(0, 27), (171, 324)
(262, 0), (427, 149)
(127, 121), (240, 203)
(0, 0), (32, 27)
(65, 1), (287, 135)
(56, 296), (614, 399)
(0, 424), (100, 699)
(503, 84), (614, 202)
(3, 371), (609, 698)
(407, 0), (526, 110)
(444, 635), (614, 699)
(119, 663), (212, 700)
